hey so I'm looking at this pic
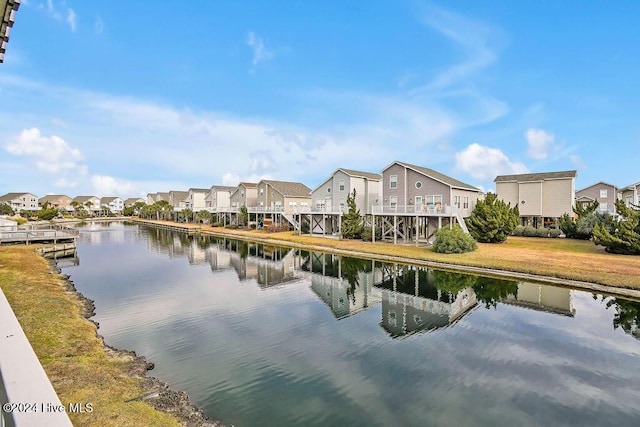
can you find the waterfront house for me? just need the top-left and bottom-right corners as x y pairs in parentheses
(73, 196), (101, 214)
(124, 197), (145, 208)
(146, 193), (157, 204)
(229, 182), (258, 209)
(0, 192), (39, 212)
(168, 191), (189, 211)
(185, 188), (209, 212)
(311, 168), (382, 214)
(38, 194), (72, 211)
(256, 180), (312, 213)
(620, 182), (640, 208)
(205, 185), (235, 212)
(575, 182), (618, 215)
(495, 170), (577, 228)
(100, 197), (124, 214)
(380, 161), (483, 216)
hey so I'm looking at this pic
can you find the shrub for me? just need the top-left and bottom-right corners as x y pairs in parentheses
(300, 221), (310, 234)
(225, 224), (239, 230)
(535, 227), (549, 238)
(466, 192), (519, 243)
(593, 200), (640, 255)
(512, 225), (525, 236)
(432, 227), (477, 254)
(211, 221), (223, 227)
(549, 229), (562, 238)
(265, 224), (290, 233)
(361, 226), (382, 241)
(523, 226), (538, 237)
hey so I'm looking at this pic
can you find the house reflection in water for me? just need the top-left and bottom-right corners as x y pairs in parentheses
(305, 253), (383, 319)
(378, 266), (478, 337)
(503, 282), (575, 317)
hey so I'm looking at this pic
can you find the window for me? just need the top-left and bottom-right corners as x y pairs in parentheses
(301, 202), (308, 207)
(415, 181), (422, 189)
(260, 201), (264, 207)
(327, 187), (331, 193)
(600, 202), (608, 211)
(463, 197), (469, 209)
(390, 175), (397, 189)
(454, 195), (461, 208)
(259, 188), (264, 195)
(600, 189), (608, 198)
(339, 180), (345, 191)
(426, 195), (442, 207)
(340, 198), (345, 208)
(241, 192), (244, 197)
(390, 196), (397, 208)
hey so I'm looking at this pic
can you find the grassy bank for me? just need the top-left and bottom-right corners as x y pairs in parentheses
(0, 246), (182, 427)
(133, 218), (640, 289)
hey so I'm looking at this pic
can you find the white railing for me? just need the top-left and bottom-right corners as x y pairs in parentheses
(371, 205), (457, 215)
(247, 206), (285, 213)
(294, 206), (345, 214)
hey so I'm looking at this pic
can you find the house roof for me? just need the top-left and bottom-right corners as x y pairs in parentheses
(209, 185), (236, 192)
(169, 191), (189, 202)
(387, 161), (481, 192)
(621, 182), (640, 191)
(262, 180), (312, 197)
(73, 196), (99, 204)
(188, 188), (210, 193)
(1, 0), (20, 64)
(576, 195), (595, 202)
(0, 192), (32, 202)
(495, 170), (577, 183)
(38, 195), (70, 203)
(100, 197), (121, 204)
(124, 197), (145, 204)
(156, 192), (170, 200)
(338, 168), (382, 180)
(239, 182), (258, 188)
(576, 181), (618, 193)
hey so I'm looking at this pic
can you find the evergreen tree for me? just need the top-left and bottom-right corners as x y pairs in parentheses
(0, 203), (14, 216)
(559, 200), (609, 240)
(593, 200), (640, 255)
(341, 189), (364, 239)
(465, 192), (519, 243)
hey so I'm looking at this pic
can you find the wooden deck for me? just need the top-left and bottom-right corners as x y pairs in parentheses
(0, 230), (77, 245)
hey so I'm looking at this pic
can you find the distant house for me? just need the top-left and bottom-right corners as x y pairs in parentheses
(495, 170), (577, 227)
(620, 182), (640, 209)
(256, 180), (312, 213)
(146, 193), (157, 204)
(38, 194), (72, 211)
(205, 185), (235, 211)
(124, 197), (145, 208)
(311, 168), (382, 214)
(380, 161), (483, 217)
(100, 197), (124, 213)
(72, 196), (101, 213)
(575, 182), (618, 215)
(168, 191), (189, 211)
(185, 188), (209, 212)
(0, 192), (39, 212)
(229, 182), (258, 209)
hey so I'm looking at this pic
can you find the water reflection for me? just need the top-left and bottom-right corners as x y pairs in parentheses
(65, 223), (640, 426)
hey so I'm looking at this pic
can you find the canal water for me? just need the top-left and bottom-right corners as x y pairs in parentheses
(60, 222), (640, 427)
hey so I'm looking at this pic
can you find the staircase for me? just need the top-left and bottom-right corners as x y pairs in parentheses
(456, 211), (470, 234)
(282, 212), (300, 231)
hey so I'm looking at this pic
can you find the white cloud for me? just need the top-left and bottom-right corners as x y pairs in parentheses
(246, 31), (273, 67)
(454, 143), (528, 181)
(5, 127), (84, 173)
(66, 8), (77, 31)
(570, 154), (587, 170)
(95, 16), (104, 35)
(54, 178), (77, 188)
(525, 128), (555, 159)
(91, 175), (139, 197)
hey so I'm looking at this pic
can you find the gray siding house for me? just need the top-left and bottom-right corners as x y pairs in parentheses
(575, 182), (618, 215)
(185, 188), (209, 212)
(256, 180), (312, 213)
(168, 191), (189, 211)
(495, 170), (576, 227)
(205, 186), (235, 211)
(311, 168), (382, 214)
(0, 192), (39, 212)
(380, 161), (483, 217)
(229, 182), (258, 209)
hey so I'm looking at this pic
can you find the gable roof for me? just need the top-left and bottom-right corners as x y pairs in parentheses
(100, 197), (121, 204)
(124, 197), (145, 204)
(621, 182), (640, 191)
(38, 194), (70, 203)
(0, 192), (33, 202)
(156, 192), (170, 201)
(73, 196), (100, 205)
(262, 180), (312, 197)
(495, 170), (577, 183)
(338, 168), (382, 181)
(576, 181), (618, 193)
(208, 185), (236, 192)
(239, 182), (258, 188)
(386, 161), (481, 192)
(188, 188), (210, 193)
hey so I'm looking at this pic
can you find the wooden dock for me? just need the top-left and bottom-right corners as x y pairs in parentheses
(0, 229), (77, 245)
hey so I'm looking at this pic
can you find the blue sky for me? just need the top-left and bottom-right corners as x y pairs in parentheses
(1, 1), (639, 198)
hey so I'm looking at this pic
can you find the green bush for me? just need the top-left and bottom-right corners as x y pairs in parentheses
(523, 226), (538, 237)
(549, 229), (562, 238)
(211, 221), (223, 227)
(535, 227), (549, 238)
(361, 226), (382, 241)
(300, 221), (310, 234)
(432, 227), (478, 254)
(225, 224), (239, 230)
(466, 192), (519, 243)
(512, 225), (525, 236)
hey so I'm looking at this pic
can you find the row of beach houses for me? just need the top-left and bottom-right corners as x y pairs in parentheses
(3, 160), (639, 241)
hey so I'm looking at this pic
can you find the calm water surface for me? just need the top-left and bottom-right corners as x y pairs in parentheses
(60, 222), (640, 427)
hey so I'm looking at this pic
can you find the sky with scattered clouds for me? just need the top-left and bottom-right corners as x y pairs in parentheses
(1, 1), (639, 198)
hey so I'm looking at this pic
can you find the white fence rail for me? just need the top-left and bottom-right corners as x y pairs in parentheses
(371, 205), (458, 215)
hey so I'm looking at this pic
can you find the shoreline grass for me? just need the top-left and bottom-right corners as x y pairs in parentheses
(132, 218), (640, 290)
(0, 246), (183, 427)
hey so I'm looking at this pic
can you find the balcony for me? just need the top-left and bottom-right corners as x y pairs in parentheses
(371, 205), (458, 215)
